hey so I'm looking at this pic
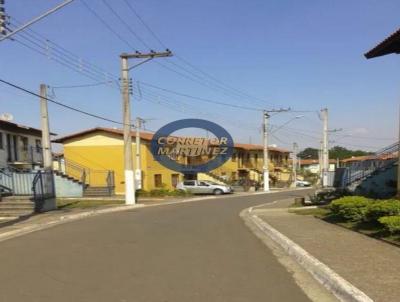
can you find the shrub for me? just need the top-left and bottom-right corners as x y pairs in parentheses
(378, 216), (400, 234)
(365, 200), (400, 223)
(329, 196), (372, 221)
(149, 188), (170, 197)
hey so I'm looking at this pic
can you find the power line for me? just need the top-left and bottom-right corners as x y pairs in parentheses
(80, 0), (138, 51)
(95, 0), (277, 108)
(10, 17), (118, 81)
(6, 23), (120, 88)
(100, 0), (152, 50)
(50, 81), (114, 89)
(120, 0), (276, 108)
(0, 78), (129, 126)
(138, 81), (263, 111)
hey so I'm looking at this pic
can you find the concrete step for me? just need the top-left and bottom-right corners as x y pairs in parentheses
(0, 206), (35, 211)
(0, 216), (19, 222)
(0, 211), (33, 217)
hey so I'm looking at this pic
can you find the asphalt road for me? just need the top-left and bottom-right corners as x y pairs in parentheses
(0, 190), (316, 302)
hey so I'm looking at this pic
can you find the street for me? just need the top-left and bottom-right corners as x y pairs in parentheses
(0, 190), (325, 302)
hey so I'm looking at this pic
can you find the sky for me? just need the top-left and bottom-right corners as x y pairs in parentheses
(0, 0), (399, 153)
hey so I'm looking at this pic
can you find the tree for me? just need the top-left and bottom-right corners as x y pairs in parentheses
(298, 148), (319, 159)
(297, 146), (372, 160)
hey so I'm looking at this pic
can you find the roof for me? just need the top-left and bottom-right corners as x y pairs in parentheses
(0, 119), (57, 136)
(299, 159), (336, 165)
(341, 155), (377, 163)
(52, 127), (153, 143)
(53, 127), (290, 153)
(234, 143), (290, 153)
(365, 28), (400, 59)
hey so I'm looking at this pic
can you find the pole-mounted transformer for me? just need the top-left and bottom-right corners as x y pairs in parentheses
(0, 0), (6, 36)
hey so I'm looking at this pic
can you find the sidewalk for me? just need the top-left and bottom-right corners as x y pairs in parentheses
(254, 199), (400, 302)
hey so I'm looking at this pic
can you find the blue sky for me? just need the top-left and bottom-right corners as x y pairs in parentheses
(0, 0), (399, 152)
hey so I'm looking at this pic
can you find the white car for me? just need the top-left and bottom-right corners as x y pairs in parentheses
(296, 180), (311, 187)
(176, 180), (233, 195)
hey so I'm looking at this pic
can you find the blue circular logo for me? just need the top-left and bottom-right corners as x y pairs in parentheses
(150, 119), (234, 173)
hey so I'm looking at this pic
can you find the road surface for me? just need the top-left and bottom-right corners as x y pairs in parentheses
(0, 190), (323, 302)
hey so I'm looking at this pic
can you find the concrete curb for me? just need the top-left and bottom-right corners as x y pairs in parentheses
(241, 206), (373, 302)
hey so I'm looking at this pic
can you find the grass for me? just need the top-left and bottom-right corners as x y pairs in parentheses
(292, 206), (400, 246)
(57, 199), (124, 209)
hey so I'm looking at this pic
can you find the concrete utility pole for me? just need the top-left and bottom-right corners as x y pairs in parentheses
(398, 106), (400, 198)
(0, 0), (75, 42)
(321, 108), (329, 187)
(291, 142), (298, 187)
(120, 50), (172, 205)
(135, 117), (142, 190)
(263, 110), (270, 192)
(40, 84), (52, 170)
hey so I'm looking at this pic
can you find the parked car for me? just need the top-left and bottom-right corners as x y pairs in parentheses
(176, 180), (233, 195)
(296, 179), (311, 187)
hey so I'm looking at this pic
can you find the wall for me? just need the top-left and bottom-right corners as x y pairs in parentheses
(0, 129), (42, 167)
(54, 174), (83, 197)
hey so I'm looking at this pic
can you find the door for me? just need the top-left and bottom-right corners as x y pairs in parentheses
(198, 181), (213, 194)
(171, 174), (179, 188)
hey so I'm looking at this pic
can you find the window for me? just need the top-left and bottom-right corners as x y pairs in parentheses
(232, 153), (237, 162)
(21, 137), (28, 151)
(183, 180), (195, 186)
(199, 181), (209, 186)
(0, 132), (3, 150)
(154, 174), (162, 187)
(35, 139), (41, 153)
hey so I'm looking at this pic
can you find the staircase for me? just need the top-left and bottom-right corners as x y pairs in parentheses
(343, 141), (398, 197)
(54, 170), (85, 185)
(54, 156), (115, 197)
(83, 186), (114, 197)
(198, 171), (229, 185)
(0, 196), (35, 222)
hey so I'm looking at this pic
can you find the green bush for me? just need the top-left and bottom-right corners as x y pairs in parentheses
(138, 189), (192, 197)
(365, 200), (400, 223)
(329, 196), (372, 221)
(378, 216), (400, 234)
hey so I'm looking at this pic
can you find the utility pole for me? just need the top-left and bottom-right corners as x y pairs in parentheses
(0, 0), (75, 42)
(398, 105), (400, 198)
(135, 117), (143, 190)
(291, 142), (298, 187)
(318, 141), (323, 185)
(120, 50), (172, 205)
(263, 110), (270, 192)
(40, 84), (52, 170)
(262, 108), (291, 192)
(321, 108), (329, 188)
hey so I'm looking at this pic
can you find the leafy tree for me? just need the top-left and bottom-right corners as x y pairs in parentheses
(298, 148), (319, 159)
(297, 146), (372, 160)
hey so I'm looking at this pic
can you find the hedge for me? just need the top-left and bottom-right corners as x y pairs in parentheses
(329, 196), (372, 221)
(364, 200), (400, 223)
(378, 216), (400, 234)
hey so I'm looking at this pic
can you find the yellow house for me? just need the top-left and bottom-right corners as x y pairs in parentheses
(53, 127), (290, 194)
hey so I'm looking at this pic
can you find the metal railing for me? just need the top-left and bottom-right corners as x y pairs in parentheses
(343, 141), (399, 187)
(54, 155), (115, 195)
(32, 170), (55, 211)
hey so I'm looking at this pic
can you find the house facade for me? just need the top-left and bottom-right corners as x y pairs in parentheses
(53, 127), (290, 193)
(0, 119), (45, 169)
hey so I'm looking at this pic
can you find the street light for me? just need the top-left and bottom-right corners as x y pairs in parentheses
(271, 115), (304, 134)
